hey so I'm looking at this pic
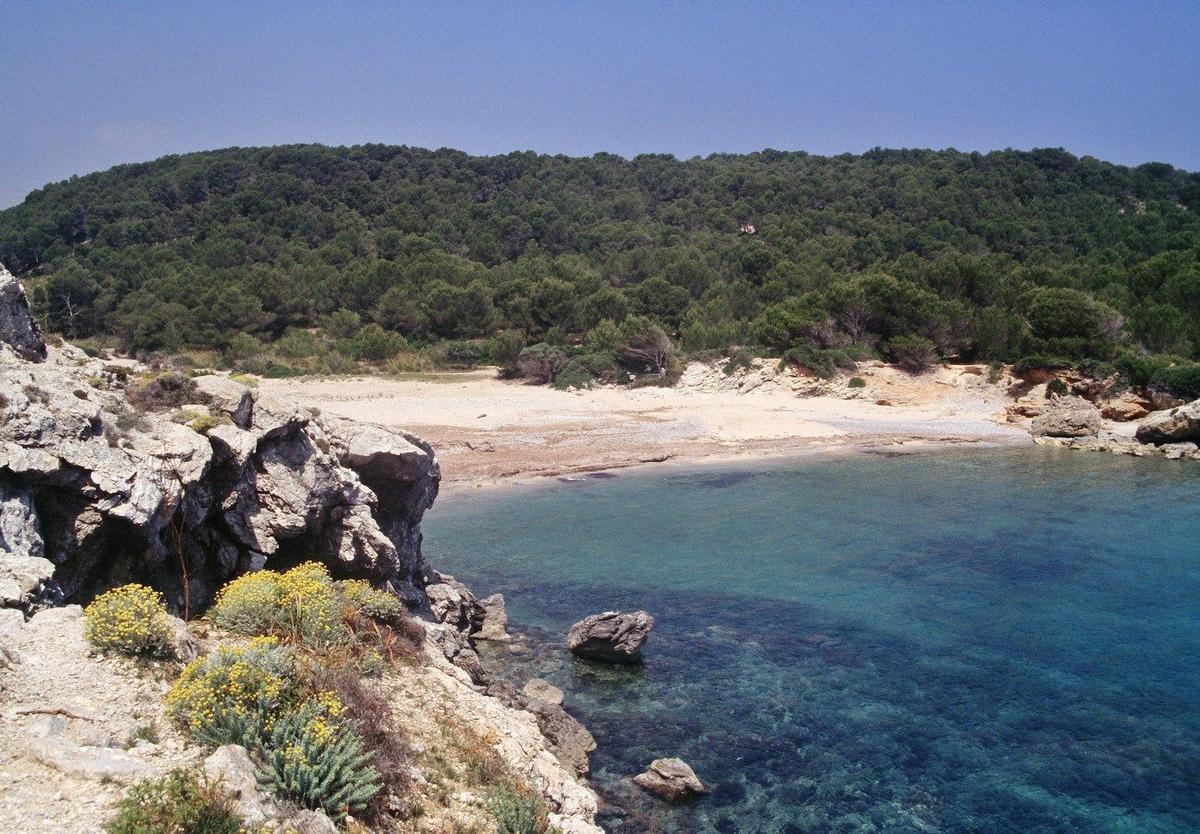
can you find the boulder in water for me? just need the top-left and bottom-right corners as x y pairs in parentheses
(567, 610), (654, 663)
(632, 757), (707, 801)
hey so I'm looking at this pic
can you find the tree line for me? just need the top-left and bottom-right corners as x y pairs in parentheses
(1, 143), (1197, 393)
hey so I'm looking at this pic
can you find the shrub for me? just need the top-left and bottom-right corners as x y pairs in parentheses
(722, 349), (756, 376)
(435, 340), (490, 368)
(356, 323), (408, 362)
(260, 700), (381, 822)
(1012, 354), (1075, 378)
(337, 580), (406, 623)
(780, 345), (858, 379)
(488, 784), (561, 834)
(210, 563), (348, 650)
(165, 638), (298, 746)
(550, 357), (598, 390)
(987, 361), (1004, 384)
(1046, 378), (1069, 398)
(518, 343), (567, 383)
(127, 372), (207, 412)
(490, 330), (526, 377)
(228, 373), (258, 388)
(1150, 363), (1200, 400)
(848, 376), (866, 388)
(304, 667), (410, 823)
(886, 335), (937, 373)
(104, 769), (243, 834)
(83, 584), (174, 658)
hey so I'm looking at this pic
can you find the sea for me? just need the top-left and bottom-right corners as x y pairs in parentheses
(423, 447), (1200, 834)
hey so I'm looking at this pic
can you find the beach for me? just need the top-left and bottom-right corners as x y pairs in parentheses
(264, 360), (1031, 491)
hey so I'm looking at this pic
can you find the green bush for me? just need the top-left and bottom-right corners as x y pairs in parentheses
(886, 335), (938, 373)
(488, 784), (562, 834)
(261, 701), (381, 822)
(551, 357), (602, 390)
(780, 345), (858, 379)
(848, 376), (866, 388)
(127, 372), (207, 412)
(104, 770), (243, 834)
(722, 349), (756, 376)
(435, 340), (490, 368)
(517, 343), (567, 383)
(83, 584), (175, 658)
(1150, 363), (1200, 400)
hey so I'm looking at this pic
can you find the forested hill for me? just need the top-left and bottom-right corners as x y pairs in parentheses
(1, 144), (1198, 384)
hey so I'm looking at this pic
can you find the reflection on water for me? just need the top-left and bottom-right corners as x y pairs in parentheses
(425, 448), (1200, 833)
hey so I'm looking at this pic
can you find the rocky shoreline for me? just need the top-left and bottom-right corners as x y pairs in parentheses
(0, 264), (602, 832)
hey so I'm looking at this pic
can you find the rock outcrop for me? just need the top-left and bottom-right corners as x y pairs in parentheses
(1030, 398), (1102, 438)
(0, 273), (439, 613)
(1135, 400), (1200, 445)
(632, 757), (707, 801)
(0, 264), (46, 363)
(567, 610), (655, 663)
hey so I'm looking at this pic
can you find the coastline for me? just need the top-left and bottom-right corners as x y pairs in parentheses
(264, 360), (1033, 496)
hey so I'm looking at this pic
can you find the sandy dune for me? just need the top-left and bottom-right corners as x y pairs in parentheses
(264, 360), (1030, 489)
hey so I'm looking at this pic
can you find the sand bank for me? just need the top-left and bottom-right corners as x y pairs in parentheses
(264, 360), (1030, 492)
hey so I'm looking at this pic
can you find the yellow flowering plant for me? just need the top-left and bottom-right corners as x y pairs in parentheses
(165, 637), (297, 745)
(83, 583), (175, 658)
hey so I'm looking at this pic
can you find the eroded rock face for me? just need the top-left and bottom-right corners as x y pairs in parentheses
(0, 291), (439, 614)
(567, 610), (655, 663)
(1135, 400), (1200, 445)
(632, 757), (707, 801)
(0, 264), (46, 362)
(1030, 398), (1102, 438)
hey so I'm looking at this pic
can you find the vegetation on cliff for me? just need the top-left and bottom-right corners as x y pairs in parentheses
(2, 144), (1198, 391)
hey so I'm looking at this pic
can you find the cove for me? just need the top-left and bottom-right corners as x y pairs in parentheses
(423, 448), (1200, 833)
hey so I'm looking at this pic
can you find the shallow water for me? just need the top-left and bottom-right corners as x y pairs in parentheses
(423, 448), (1200, 833)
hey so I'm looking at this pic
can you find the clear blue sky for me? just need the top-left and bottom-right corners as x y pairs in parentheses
(2, 1), (1198, 208)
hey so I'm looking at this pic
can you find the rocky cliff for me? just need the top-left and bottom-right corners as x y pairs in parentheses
(0, 263), (438, 615)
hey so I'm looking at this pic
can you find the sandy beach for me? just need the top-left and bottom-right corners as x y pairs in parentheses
(264, 359), (1031, 491)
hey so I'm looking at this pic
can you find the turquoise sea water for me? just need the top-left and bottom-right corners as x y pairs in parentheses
(423, 448), (1200, 834)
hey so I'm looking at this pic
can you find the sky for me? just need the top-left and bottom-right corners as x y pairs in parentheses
(2, 1), (1198, 208)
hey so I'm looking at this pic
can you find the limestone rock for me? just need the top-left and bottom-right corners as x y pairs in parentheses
(567, 611), (654, 663)
(0, 326), (439, 611)
(1135, 400), (1200, 445)
(632, 757), (707, 801)
(164, 615), (199, 662)
(1100, 391), (1152, 422)
(1030, 399), (1102, 438)
(523, 678), (564, 705)
(424, 570), (486, 633)
(0, 264), (46, 362)
(204, 745), (277, 826)
(28, 735), (156, 783)
(476, 593), (509, 640)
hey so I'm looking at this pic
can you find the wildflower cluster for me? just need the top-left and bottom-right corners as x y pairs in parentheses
(166, 635), (381, 822)
(83, 584), (174, 657)
(337, 579), (406, 623)
(165, 637), (296, 743)
(210, 563), (409, 651)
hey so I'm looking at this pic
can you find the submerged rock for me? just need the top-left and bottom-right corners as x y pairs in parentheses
(523, 678), (565, 705)
(567, 610), (654, 663)
(1135, 399), (1200, 445)
(632, 757), (707, 801)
